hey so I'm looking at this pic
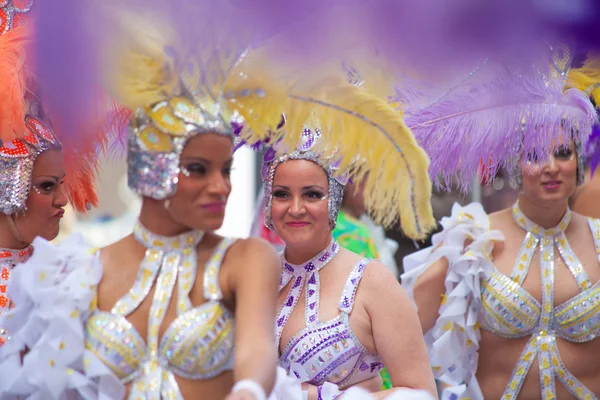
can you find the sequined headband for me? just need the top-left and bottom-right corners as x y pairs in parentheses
(127, 90), (237, 200)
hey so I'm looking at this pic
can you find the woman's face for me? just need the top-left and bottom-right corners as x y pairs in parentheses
(167, 133), (234, 232)
(12, 149), (67, 242)
(270, 159), (331, 249)
(520, 138), (578, 203)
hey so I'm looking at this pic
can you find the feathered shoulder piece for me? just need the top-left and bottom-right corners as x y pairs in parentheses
(224, 43), (435, 240)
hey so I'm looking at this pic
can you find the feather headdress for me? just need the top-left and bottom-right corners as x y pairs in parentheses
(0, 6), (108, 213)
(224, 45), (435, 240)
(395, 46), (598, 191)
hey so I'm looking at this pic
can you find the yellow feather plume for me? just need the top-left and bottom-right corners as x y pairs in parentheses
(224, 51), (435, 240)
(567, 53), (600, 106)
(101, 8), (180, 110)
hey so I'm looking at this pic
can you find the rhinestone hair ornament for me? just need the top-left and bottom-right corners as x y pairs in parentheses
(260, 119), (349, 231)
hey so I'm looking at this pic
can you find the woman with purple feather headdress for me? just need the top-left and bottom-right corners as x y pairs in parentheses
(400, 45), (600, 400)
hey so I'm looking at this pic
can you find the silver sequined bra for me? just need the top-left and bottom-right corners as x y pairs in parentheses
(85, 223), (236, 399)
(480, 203), (600, 400)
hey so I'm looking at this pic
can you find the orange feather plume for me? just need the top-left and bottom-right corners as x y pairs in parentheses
(0, 24), (29, 141)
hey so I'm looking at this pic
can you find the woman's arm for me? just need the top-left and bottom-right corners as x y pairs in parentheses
(363, 262), (439, 399)
(226, 238), (280, 400)
(412, 257), (449, 333)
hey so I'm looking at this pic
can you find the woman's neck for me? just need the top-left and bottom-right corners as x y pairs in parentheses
(284, 234), (334, 265)
(517, 195), (568, 229)
(138, 198), (193, 237)
(0, 215), (30, 249)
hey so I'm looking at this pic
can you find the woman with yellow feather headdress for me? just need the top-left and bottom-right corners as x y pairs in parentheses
(0, 7), (286, 400)
(223, 38), (438, 398)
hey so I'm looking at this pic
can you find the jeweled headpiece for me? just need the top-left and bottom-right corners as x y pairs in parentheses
(225, 46), (436, 240)
(103, 14), (237, 200)
(259, 121), (349, 230)
(0, 98), (62, 215)
(127, 86), (236, 200)
(1, 3), (103, 215)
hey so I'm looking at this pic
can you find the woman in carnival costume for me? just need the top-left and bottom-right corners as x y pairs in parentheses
(0, 0), (106, 346)
(0, 6), (300, 400)
(400, 46), (600, 399)
(229, 40), (439, 397)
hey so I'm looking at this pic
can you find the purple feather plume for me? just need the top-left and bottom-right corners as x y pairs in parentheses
(587, 123), (600, 177)
(31, 0), (600, 148)
(396, 57), (598, 190)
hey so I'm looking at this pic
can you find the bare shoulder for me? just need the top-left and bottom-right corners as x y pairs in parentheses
(226, 236), (280, 263)
(488, 207), (512, 231)
(570, 211), (596, 235)
(99, 234), (138, 277)
(361, 260), (402, 292)
(359, 259), (413, 308)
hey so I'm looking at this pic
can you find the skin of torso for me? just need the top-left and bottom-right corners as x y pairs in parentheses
(277, 248), (382, 392)
(98, 232), (238, 400)
(475, 209), (600, 399)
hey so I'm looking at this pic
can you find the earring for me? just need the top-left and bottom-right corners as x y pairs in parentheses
(164, 199), (171, 210)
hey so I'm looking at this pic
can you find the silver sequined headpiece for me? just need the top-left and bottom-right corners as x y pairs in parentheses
(0, 0), (33, 34)
(262, 125), (348, 231)
(0, 101), (62, 215)
(127, 84), (237, 200)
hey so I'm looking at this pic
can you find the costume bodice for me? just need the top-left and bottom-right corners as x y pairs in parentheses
(0, 245), (33, 345)
(276, 241), (384, 389)
(479, 203), (599, 400)
(85, 223), (236, 399)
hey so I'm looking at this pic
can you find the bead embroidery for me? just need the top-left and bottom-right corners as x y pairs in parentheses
(278, 251), (383, 389)
(276, 240), (339, 346)
(85, 222), (237, 398)
(0, 245), (33, 345)
(496, 203), (598, 400)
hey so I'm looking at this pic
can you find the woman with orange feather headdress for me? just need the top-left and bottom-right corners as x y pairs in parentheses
(0, 0), (108, 346)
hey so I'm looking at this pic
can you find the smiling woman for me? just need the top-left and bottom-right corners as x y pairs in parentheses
(252, 125), (437, 400)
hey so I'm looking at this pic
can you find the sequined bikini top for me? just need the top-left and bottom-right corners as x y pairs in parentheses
(85, 223), (236, 399)
(0, 245), (33, 345)
(480, 203), (600, 400)
(276, 241), (384, 390)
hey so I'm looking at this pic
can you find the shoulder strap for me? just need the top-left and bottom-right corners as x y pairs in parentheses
(588, 218), (600, 256)
(338, 259), (370, 314)
(203, 238), (238, 301)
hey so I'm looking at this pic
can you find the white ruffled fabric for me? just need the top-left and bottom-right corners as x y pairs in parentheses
(0, 234), (125, 400)
(339, 387), (436, 400)
(401, 203), (504, 400)
(268, 366), (305, 400)
(268, 369), (434, 400)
